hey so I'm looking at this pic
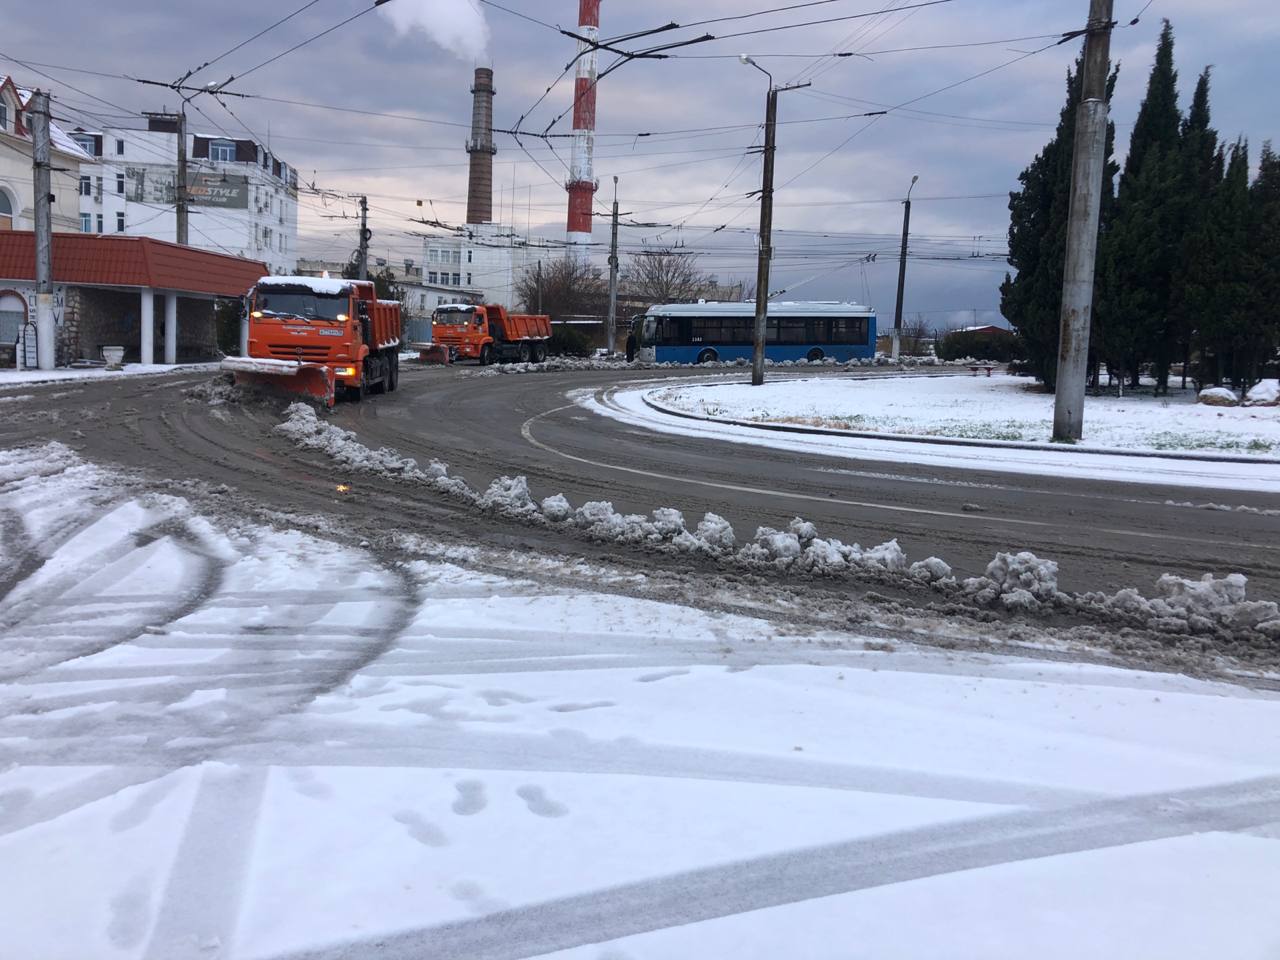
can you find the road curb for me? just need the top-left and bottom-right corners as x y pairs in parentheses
(639, 384), (1280, 466)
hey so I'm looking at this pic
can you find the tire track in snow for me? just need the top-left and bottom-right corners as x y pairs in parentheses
(269, 775), (1280, 960)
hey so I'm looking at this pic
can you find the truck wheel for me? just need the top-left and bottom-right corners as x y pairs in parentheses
(518, 342), (531, 363)
(388, 354), (399, 392)
(369, 358), (387, 395)
(479, 345), (492, 366)
(532, 342), (547, 363)
(347, 381), (365, 403)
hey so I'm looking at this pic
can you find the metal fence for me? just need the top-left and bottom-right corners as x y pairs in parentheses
(403, 317), (432, 345)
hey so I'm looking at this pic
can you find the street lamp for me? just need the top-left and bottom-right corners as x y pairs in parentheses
(740, 55), (809, 387)
(890, 174), (919, 361)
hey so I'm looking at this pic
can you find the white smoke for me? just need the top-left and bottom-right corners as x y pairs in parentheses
(378, 0), (490, 61)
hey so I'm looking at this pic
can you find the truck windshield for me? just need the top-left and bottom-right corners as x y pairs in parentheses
(255, 290), (349, 321)
(433, 307), (475, 324)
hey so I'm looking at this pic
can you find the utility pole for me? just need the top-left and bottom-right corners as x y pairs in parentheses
(1053, 0), (1115, 442)
(30, 90), (55, 371)
(607, 177), (620, 356)
(357, 195), (370, 281)
(891, 175), (919, 361)
(741, 56), (809, 387)
(536, 259), (543, 314)
(176, 108), (189, 245)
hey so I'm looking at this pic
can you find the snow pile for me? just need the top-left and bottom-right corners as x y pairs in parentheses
(277, 403), (424, 477)
(732, 517), (916, 577)
(184, 374), (242, 406)
(1244, 379), (1279, 407)
(539, 493), (573, 522)
(275, 403), (473, 500)
(478, 475), (540, 518)
(1198, 387), (1239, 407)
(909, 556), (954, 583)
(961, 552), (1061, 613)
(1096, 574), (1280, 638)
(271, 405), (1275, 643)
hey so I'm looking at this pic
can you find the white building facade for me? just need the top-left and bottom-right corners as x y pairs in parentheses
(0, 77), (92, 235)
(422, 223), (542, 311)
(71, 114), (298, 275)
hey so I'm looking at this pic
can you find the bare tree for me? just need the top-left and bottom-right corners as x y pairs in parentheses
(900, 313), (933, 357)
(622, 247), (716, 307)
(515, 257), (607, 319)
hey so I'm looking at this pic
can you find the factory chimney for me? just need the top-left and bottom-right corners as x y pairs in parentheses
(466, 67), (497, 226)
(566, 0), (600, 249)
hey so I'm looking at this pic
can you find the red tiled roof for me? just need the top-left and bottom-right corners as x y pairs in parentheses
(0, 231), (267, 298)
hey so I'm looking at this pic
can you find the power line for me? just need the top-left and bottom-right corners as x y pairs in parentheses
(177, 0), (327, 86)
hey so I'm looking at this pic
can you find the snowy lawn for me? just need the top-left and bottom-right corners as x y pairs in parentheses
(2, 443), (1280, 959)
(652, 373), (1280, 456)
(0, 362), (220, 390)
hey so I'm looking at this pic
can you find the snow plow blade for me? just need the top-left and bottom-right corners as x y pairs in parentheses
(220, 357), (336, 408)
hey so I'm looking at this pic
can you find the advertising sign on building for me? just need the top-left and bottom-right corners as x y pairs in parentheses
(187, 173), (249, 209)
(130, 168), (249, 209)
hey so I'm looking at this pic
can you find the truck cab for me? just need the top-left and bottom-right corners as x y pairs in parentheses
(246, 276), (401, 400)
(431, 303), (551, 365)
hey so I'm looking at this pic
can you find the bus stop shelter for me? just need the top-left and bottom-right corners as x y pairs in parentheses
(0, 232), (266, 368)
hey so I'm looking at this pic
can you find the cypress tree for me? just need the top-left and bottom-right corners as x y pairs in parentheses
(1247, 143), (1280, 380)
(1097, 20), (1184, 391)
(1210, 141), (1252, 385)
(1001, 58), (1117, 389)
(1167, 68), (1219, 386)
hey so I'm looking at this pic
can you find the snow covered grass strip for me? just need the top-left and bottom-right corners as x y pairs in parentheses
(274, 403), (1280, 648)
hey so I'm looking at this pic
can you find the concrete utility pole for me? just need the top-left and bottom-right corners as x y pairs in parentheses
(607, 177), (620, 355)
(358, 196), (370, 281)
(176, 108), (189, 245)
(30, 90), (55, 371)
(1053, 0), (1115, 442)
(890, 175), (919, 361)
(536, 259), (543, 314)
(741, 56), (809, 387)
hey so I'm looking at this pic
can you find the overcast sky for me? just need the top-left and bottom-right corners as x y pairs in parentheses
(5, 0), (1277, 326)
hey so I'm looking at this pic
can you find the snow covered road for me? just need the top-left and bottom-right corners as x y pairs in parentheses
(3, 443), (1280, 959)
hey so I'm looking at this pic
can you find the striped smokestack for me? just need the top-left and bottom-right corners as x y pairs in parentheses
(466, 67), (497, 225)
(566, 0), (600, 249)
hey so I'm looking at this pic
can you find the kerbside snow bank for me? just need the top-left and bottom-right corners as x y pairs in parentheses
(275, 404), (1280, 649)
(471, 354), (975, 377)
(652, 375), (1280, 456)
(5, 441), (1280, 960)
(0, 361), (219, 389)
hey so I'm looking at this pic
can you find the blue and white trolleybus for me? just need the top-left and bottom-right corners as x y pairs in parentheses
(633, 301), (877, 364)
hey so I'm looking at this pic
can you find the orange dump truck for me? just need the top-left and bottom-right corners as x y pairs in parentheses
(430, 303), (552, 365)
(222, 276), (402, 406)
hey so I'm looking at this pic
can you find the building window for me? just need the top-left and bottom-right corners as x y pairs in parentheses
(209, 139), (235, 162)
(115, 138), (125, 155)
(95, 176), (103, 198)
(80, 213), (92, 232)
(451, 273), (460, 286)
(96, 214), (103, 233)
(427, 271), (437, 284)
(467, 250), (473, 263)
(0, 103), (7, 132)
(116, 173), (125, 194)
(79, 176), (91, 197)
(116, 212), (125, 232)
(467, 273), (472, 285)
(73, 134), (96, 155)
(453, 251), (461, 265)
(0, 190), (14, 230)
